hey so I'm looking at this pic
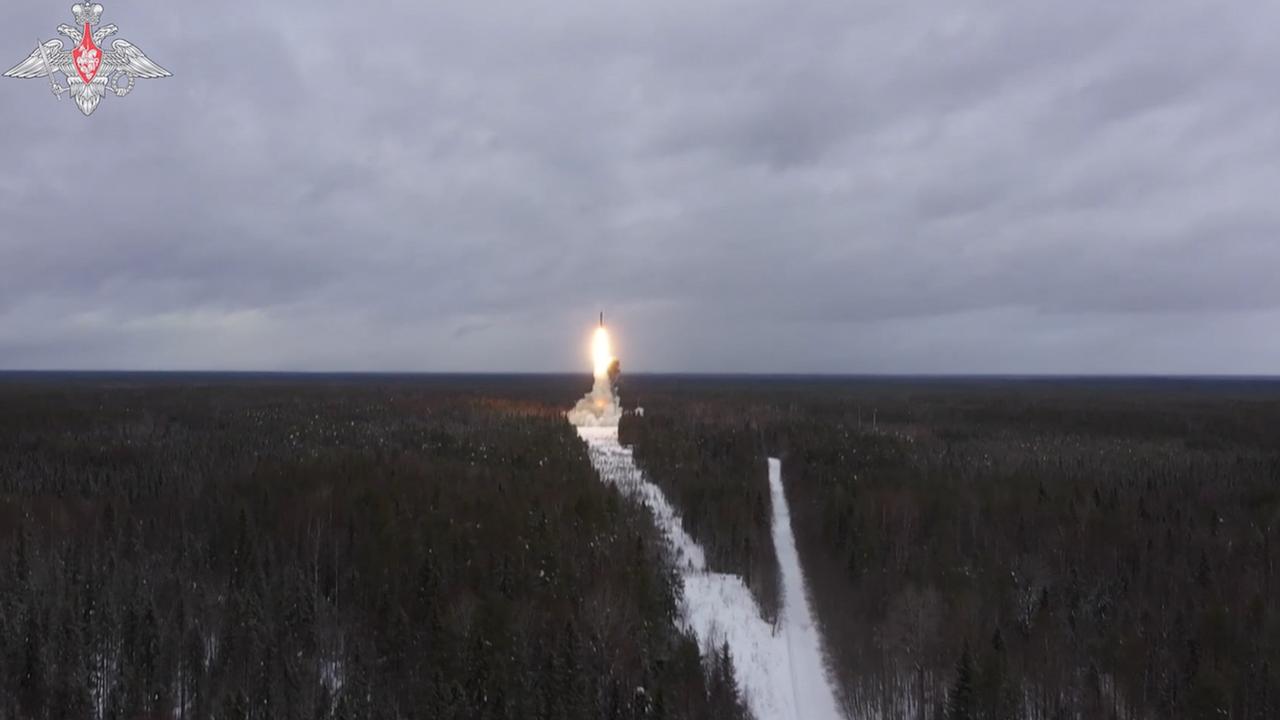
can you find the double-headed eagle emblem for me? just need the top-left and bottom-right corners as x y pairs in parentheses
(4, 3), (170, 116)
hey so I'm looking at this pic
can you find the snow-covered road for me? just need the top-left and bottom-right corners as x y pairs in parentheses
(578, 426), (844, 720)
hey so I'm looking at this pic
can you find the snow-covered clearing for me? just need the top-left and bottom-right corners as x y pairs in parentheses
(578, 426), (845, 720)
(767, 457), (845, 720)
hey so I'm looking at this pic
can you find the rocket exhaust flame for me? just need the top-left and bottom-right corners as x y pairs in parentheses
(592, 326), (614, 379)
(569, 315), (623, 427)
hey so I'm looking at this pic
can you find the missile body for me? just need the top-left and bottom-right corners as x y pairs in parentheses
(599, 311), (604, 328)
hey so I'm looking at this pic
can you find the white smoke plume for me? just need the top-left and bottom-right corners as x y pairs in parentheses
(567, 373), (622, 427)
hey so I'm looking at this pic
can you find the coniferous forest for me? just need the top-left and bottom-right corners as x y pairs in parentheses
(621, 411), (779, 622)
(3, 373), (1279, 719)
(0, 375), (748, 720)
(621, 376), (1280, 720)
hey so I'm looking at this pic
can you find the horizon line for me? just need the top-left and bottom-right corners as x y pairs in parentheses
(1, 369), (1279, 380)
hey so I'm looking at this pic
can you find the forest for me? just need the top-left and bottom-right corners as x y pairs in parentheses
(4, 372), (1278, 720)
(622, 376), (1280, 720)
(620, 406), (779, 621)
(0, 374), (749, 720)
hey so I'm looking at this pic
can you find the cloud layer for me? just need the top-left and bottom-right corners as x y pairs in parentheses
(2, 0), (1278, 373)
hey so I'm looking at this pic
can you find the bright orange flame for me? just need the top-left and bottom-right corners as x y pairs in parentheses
(592, 327), (614, 378)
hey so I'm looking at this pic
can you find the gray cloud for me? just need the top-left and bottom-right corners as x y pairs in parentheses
(1, 0), (1278, 373)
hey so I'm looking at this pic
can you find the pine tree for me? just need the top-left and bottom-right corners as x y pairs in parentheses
(708, 642), (748, 720)
(947, 641), (975, 720)
(977, 629), (1017, 720)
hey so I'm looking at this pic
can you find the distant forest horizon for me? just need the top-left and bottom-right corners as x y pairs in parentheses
(3, 371), (1280, 381)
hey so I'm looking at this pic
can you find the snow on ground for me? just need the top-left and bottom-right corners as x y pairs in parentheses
(578, 426), (845, 720)
(768, 457), (845, 720)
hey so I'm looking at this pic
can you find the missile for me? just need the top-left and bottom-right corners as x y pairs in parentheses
(599, 311), (604, 328)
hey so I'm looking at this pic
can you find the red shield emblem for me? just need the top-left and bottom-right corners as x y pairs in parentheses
(71, 23), (101, 83)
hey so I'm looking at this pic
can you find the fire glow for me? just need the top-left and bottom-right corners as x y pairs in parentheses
(592, 327), (614, 379)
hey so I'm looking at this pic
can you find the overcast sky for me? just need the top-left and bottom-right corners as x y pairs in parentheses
(1, 0), (1278, 373)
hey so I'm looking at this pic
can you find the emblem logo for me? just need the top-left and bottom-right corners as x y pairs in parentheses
(4, 4), (170, 117)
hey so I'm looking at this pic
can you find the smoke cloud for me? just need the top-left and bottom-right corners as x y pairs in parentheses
(568, 358), (622, 427)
